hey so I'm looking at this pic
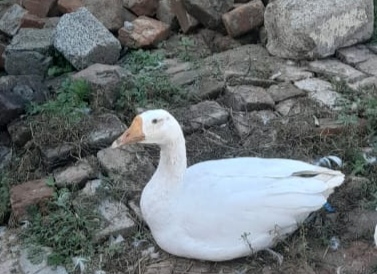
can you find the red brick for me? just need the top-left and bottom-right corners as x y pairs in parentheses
(171, 0), (198, 33)
(118, 16), (170, 48)
(20, 12), (46, 28)
(123, 0), (158, 16)
(222, 0), (265, 38)
(10, 179), (54, 221)
(57, 0), (82, 13)
(22, 0), (57, 17)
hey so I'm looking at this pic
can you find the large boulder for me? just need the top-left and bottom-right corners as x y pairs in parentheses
(54, 7), (121, 70)
(265, 0), (374, 59)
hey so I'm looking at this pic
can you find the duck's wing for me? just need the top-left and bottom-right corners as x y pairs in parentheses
(177, 157), (344, 250)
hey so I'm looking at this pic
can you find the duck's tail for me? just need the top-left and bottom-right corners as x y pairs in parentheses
(292, 168), (345, 198)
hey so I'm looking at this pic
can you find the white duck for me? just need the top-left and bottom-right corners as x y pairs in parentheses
(111, 109), (345, 262)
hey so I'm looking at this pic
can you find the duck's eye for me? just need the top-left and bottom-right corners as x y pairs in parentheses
(152, 119), (158, 124)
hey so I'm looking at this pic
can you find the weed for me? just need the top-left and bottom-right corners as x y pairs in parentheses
(22, 187), (101, 266)
(47, 50), (74, 77)
(117, 50), (185, 116)
(27, 78), (92, 146)
(178, 37), (196, 62)
(122, 49), (164, 74)
(0, 173), (10, 224)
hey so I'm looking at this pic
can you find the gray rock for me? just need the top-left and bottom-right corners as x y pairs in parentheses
(95, 199), (136, 241)
(356, 56), (377, 76)
(82, 0), (124, 31)
(173, 100), (229, 132)
(54, 7), (121, 70)
(275, 63), (314, 82)
(203, 44), (280, 79)
(82, 179), (102, 196)
(7, 119), (32, 147)
(223, 85), (275, 111)
(187, 76), (224, 99)
(0, 146), (11, 171)
(182, 0), (233, 29)
(224, 71), (277, 88)
(19, 247), (68, 274)
(276, 98), (300, 116)
(367, 43), (377, 54)
(54, 158), (97, 188)
(348, 76), (377, 90)
(267, 82), (306, 103)
(294, 78), (342, 109)
(0, 4), (27, 36)
(41, 144), (76, 170)
(97, 146), (155, 196)
(170, 69), (199, 86)
(44, 17), (60, 28)
(4, 28), (54, 76)
(344, 209), (377, 240)
(157, 0), (176, 26)
(0, 228), (21, 274)
(0, 75), (48, 127)
(308, 59), (366, 83)
(72, 64), (131, 109)
(336, 45), (374, 66)
(265, 0), (374, 59)
(232, 110), (276, 137)
(86, 113), (127, 150)
(171, 0), (199, 33)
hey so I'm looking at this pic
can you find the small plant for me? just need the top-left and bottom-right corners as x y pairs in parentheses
(178, 37), (196, 62)
(22, 187), (101, 266)
(27, 78), (92, 146)
(117, 50), (185, 115)
(47, 50), (74, 77)
(123, 49), (164, 74)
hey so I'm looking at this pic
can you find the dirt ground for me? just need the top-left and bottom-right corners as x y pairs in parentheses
(5, 35), (377, 273)
(96, 97), (377, 274)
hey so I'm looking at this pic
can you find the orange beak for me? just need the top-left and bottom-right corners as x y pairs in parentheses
(111, 116), (145, 148)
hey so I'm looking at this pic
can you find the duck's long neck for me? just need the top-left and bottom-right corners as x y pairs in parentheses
(153, 133), (187, 185)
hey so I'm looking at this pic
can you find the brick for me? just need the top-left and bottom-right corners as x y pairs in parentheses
(171, 0), (198, 33)
(118, 16), (170, 48)
(21, 0), (57, 17)
(10, 179), (54, 221)
(123, 0), (158, 16)
(20, 13), (46, 28)
(57, 0), (83, 13)
(222, 0), (265, 38)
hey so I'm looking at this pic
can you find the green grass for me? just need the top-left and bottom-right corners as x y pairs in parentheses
(117, 50), (185, 116)
(178, 37), (196, 62)
(27, 78), (90, 118)
(22, 186), (100, 266)
(27, 78), (92, 146)
(122, 49), (164, 74)
(47, 50), (74, 77)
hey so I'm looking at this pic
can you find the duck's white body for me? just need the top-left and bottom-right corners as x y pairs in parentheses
(112, 109), (345, 261)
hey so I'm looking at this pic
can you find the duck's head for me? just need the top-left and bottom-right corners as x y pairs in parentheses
(111, 109), (182, 148)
